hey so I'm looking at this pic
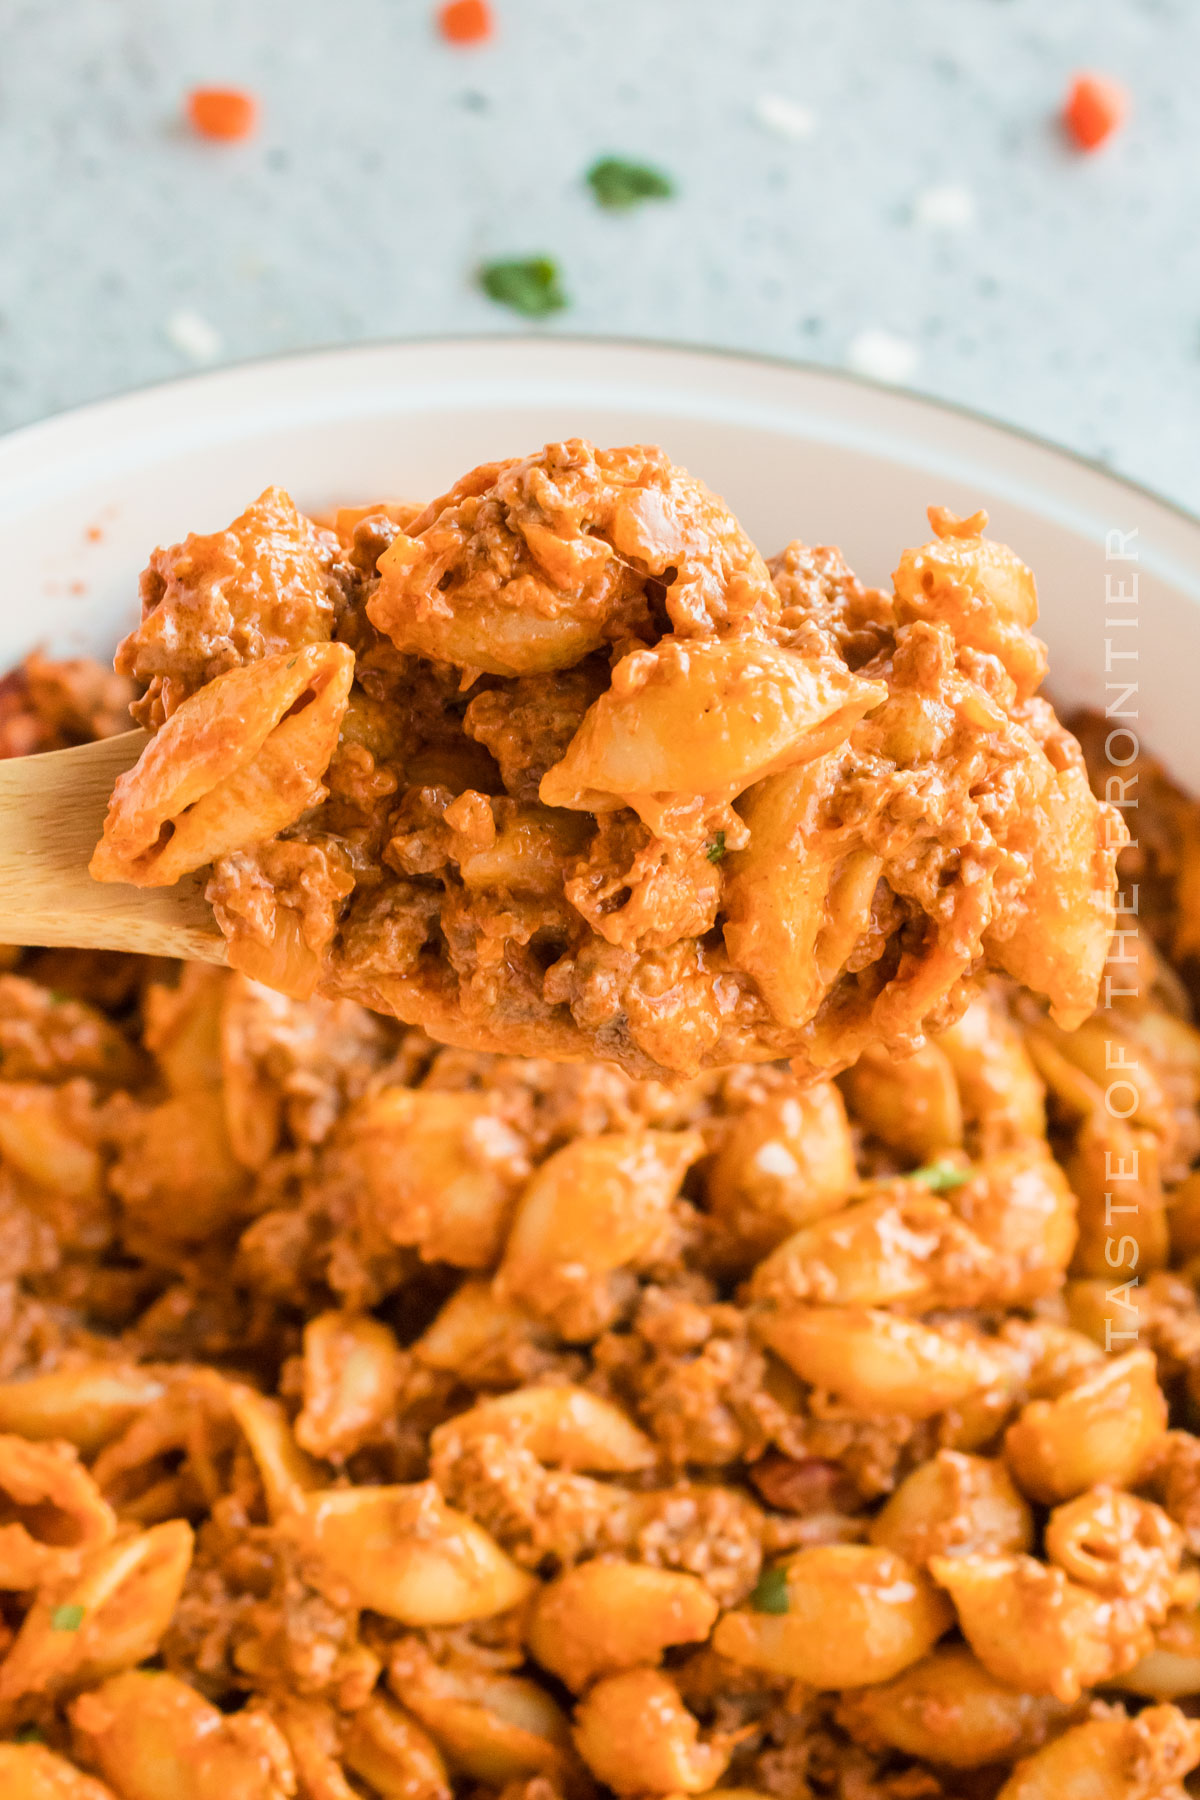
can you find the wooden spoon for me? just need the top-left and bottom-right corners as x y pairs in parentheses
(0, 732), (226, 962)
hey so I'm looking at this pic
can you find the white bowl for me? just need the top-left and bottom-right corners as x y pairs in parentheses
(2, 337), (1198, 786)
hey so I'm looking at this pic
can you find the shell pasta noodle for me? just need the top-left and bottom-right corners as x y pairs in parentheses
(90, 643), (355, 890)
(88, 443), (1124, 1078)
(3, 576), (1200, 1794)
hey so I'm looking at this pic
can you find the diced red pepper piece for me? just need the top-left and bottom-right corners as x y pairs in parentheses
(438, 0), (493, 45)
(186, 88), (258, 142)
(1063, 73), (1128, 152)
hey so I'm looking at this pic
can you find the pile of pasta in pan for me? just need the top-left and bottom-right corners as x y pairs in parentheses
(90, 443), (1122, 1078)
(3, 469), (1200, 1798)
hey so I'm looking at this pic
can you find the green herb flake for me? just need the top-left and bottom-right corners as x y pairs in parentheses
(586, 156), (675, 210)
(908, 1158), (970, 1194)
(51, 1603), (85, 1632)
(47, 991), (72, 1005)
(706, 832), (727, 864)
(750, 1563), (790, 1614)
(15, 1724), (44, 1743)
(478, 257), (568, 319)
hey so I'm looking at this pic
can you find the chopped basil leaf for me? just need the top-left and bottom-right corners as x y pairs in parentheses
(587, 156), (675, 210)
(478, 257), (568, 319)
(706, 832), (727, 864)
(51, 1603), (85, 1631)
(751, 1563), (790, 1614)
(908, 1158), (970, 1194)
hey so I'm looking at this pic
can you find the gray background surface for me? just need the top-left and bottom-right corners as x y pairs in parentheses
(2, 0), (1197, 510)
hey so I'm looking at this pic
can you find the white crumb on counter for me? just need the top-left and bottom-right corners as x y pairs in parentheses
(164, 309), (224, 362)
(912, 182), (977, 230)
(845, 329), (919, 385)
(753, 93), (818, 140)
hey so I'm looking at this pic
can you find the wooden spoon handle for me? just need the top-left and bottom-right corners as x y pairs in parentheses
(0, 731), (226, 962)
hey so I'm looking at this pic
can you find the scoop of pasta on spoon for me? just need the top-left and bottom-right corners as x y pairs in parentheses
(1, 445), (1125, 1077)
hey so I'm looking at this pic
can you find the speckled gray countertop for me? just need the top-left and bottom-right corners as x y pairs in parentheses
(2, 0), (1198, 511)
